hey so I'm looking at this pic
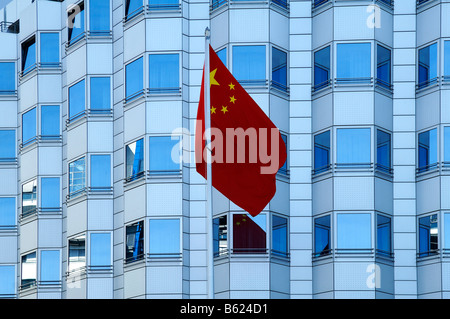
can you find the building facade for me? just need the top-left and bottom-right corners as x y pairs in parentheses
(0, 0), (448, 299)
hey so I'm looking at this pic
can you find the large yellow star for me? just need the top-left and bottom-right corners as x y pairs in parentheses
(228, 82), (235, 90)
(210, 68), (219, 87)
(221, 106), (228, 114)
(210, 106), (216, 114)
(230, 96), (236, 104)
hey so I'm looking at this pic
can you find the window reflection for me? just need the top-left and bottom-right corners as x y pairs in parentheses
(41, 105), (60, 139)
(149, 219), (180, 258)
(90, 233), (111, 269)
(68, 235), (86, 272)
(69, 157), (86, 198)
(149, 136), (181, 175)
(22, 108), (37, 146)
(149, 54), (180, 93)
(419, 214), (438, 257)
(0, 265), (15, 296)
(41, 177), (60, 211)
(337, 43), (371, 83)
(272, 215), (288, 257)
(314, 46), (330, 91)
(68, 79), (86, 121)
(0, 62), (15, 95)
(213, 215), (227, 257)
(376, 45), (391, 89)
(418, 43), (438, 89)
(149, 0), (179, 10)
(90, 77), (111, 112)
(376, 214), (391, 257)
(21, 37), (36, 75)
(126, 139), (144, 181)
(21, 252), (36, 289)
(67, 2), (85, 46)
(89, 0), (110, 35)
(40, 250), (60, 283)
(0, 130), (15, 162)
(233, 214), (266, 254)
(126, 221), (144, 263)
(0, 198), (15, 229)
(233, 45), (266, 86)
(272, 47), (287, 91)
(125, 57), (143, 102)
(90, 155), (111, 190)
(445, 127), (450, 166)
(336, 128), (371, 168)
(418, 128), (438, 173)
(125, 0), (144, 21)
(314, 131), (330, 174)
(337, 213), (371, 253)
(314, 215), (331, 257)
(376, 130), (391, 173)
(40, 33), (59, 67)
(22, 180), (37, 218)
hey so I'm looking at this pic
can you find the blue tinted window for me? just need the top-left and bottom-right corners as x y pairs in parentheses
(125, 57), (143, 101)
(376, 130), (391, 172)
(0, 265), (15, 296)
(314, 131), (330, 174)
(0, 130), (16, 161)
(444, 41), (450, 79)
(40, 33), (59, 67)
(149, 136), (180, 175)
(418, 43), (438, 88)
(90, 0), (110, 34)
(22, 180), (37, 218)
(272, 47), (287, 91)
(149, 0), (179, 9)
(272, 215), (288, 257)
(41, 177), (60, 210)
(149, 54), (179, 93)
(69, 157), (86, 197)
(0, 197), (15, 228)
(125, 221), (144, 263)
(376, 214), (391, 256)
(418, 128), (438, 172)
(40, 250), (60, 282)
(233, 45), (266, 85)
(0, 62), (15, 94)
(22, 108), (37, 146)
(22, 37), (36, 74)
(314, 215), (331, 257)
(444, 213), (450, 249)
(125, 0), (143, 20)
(337, 128), (371, 167)
(279, 134), (288, 175)
(337, 213), (371, 251)
(91, 155), (111, 189)
(126, 139), (144, 181)
(377, 45), (391, 88)
(213, 216), (227, 257)
(419, 214), (438, 257)
(69, 79), (86, 120)
(217, 48), (227, 67)
(149, 219), (180, 257)
(445, 127), (450, 164)
(68, 3), (85, 45)
(337, 43), (371, 82)
(90, 77), (110, 111)
(314, 46), (330, 90)
(41, 105), (60, 138)
(90, 233), (111, 267)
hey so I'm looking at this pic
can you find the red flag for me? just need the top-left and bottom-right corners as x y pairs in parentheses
(196, 45), (287, 217)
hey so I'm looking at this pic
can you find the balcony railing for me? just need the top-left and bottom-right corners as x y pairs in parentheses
(211, 0), (288, 11)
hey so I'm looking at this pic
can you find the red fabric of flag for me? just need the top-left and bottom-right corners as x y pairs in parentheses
(195, 45), (287, 217)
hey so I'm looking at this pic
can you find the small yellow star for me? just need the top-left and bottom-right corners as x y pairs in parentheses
(210, 106), (216, 114)
(236, 222), (241, 226)
(221, 106), (228, 114)
(228, 82), (235, 90)
(210, 68), (220, 87)
(229, 96), (236, 104)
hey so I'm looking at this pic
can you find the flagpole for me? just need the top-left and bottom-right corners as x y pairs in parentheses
(204, 27), (214, 299)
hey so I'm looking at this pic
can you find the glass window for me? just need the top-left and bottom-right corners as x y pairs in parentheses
(125, 57), (143, 102)
(418, 43), (438, 89)
(444, 127), (450, 165)
(213, 215), (227, 257)
(125, 0), (143, 20)
(22, 37), (36, 75)
(69, 157), (86, 197)
(314, 215), (331, 257)
(0, 265), (15, 296)
(444, 213), (450, 251)
(314, 130), (330, 174)
(149, 54), (180, 93)
(22, 108), (37, 146)
(68, 79), (86, 121)
(376, 130), (391, 173)
(40, 250), (60, 282)
(278, 134), (288, 175)
(0, 130), (16, 162)
(272, 47), (287, 91)
(90, 155), (111, 190)
(67, 2), (85, 45)
(126, 138), (144, 181)
(0, 62), (15, 95)
(444, 41), (450, 81)
(337, 43), (371, 82)
(125, 221), (144, 263)
(232, 45), (266, 85)
(337, 213), (371, 252)
(272, 215), (288, 257)
(22, 180), (37, 218)
(90, 233), (111, 268)
(418, 128), (438, 172)
(41, 105), (60, 139)
(217, 47), (227, 67)
(21, 252), (36, 288)
(149, 0), (179, 9)
(314, 46), (330, 91)
(149, 136), (181, 175)
(68, 235), (86, 272)
(149, 219), (180, 258)
(90, 77), (111, 111)
(376, 44), (391, 89)
(376, 214), (391, 256)
(233, 213), (266, 254)
(89, 0), (110, 35)
(40, 33), (59, 67)
(41, 177), (60, 210)
(0, 198), (15, 229)
(419, 214), (438, 257)
(336, 128), (371, 167)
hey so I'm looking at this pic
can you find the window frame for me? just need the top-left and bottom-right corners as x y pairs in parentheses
(88, 0), (112, 36)
(271, 45), (288, 92)
(418, 213), (439, 258)
(335, 126), (372, 169)
(231, 44), (267, 87)
(39, 249), (61, 284)
(148, 52), (181, 94)
(313, 214), (332, 258)
(375, 128), (392, 174)
(313, 44), (331, 92)
(39, 32), (61, 68)
(124, 55), (145, 103)
(125, 137), (145, 182)
(89, 232), (112, 270)
(21, 179), (37, 219)
(0, 197), (16, 230)
(68, 78), (87, 122)
(313, 129), (331, 175)
(376, 213), (392, 258)
(89, 76), (112, 113)
(21, 35), (37, 76)
(68, 156), (87, 199)
(21, 107), (38, 148)
(89, 153), (112, 192)
(417, 127), (439, 174)
(20, 251), (37, 289)
(68, 234), (87, 273)
(148, 135), (182, 176)
(271, 213), (289, 258)
(417, 41), (439, 90)
(0, 129), (16, 163)
(40, 176), (61, 213)
(231, 212), (268, 255)
(375, 43), (392, 90)
(0, 265), (16, 297)
(40, 104), (61, 140)
(125, 220), (145, 263)
(0, 61), (16, 95)
(335, 41), (373, 84)
(148, 218), (182, 259)
(336, 212), (372, 254)
(213, 214), (228, 257)
(124, 0), (145, 21)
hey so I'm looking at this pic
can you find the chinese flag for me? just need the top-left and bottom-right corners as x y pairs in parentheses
(196, 45), (287, 217)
